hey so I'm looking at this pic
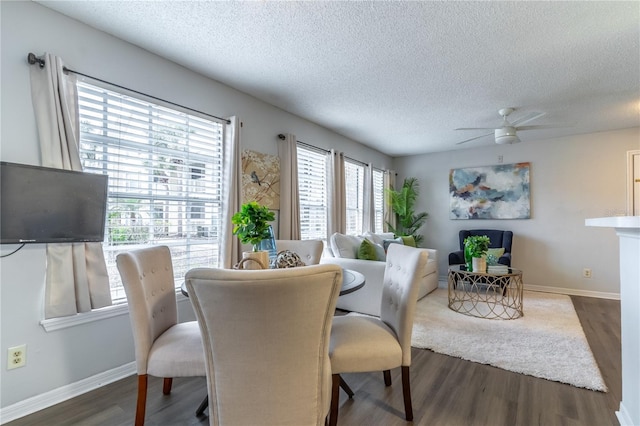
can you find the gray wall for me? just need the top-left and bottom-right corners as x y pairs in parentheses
(0, 1), (391, 410)
(394, 127), (639, 297)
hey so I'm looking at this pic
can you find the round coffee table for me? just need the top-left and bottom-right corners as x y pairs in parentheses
(447, 265), (523, 320)
(340, 269), (365, 295)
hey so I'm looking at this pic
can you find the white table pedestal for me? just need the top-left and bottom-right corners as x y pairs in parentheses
(586, 216), (640, 426)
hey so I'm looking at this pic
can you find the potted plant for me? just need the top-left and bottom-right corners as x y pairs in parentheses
(385, 177), (428, 246)
(231, 201), (275, 269)
(463, 235), (491, 272)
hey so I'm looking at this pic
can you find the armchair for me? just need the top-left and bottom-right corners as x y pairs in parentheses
(448, 229), (513, 267)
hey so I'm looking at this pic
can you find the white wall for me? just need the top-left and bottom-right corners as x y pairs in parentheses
(394, 127), (639, 297)
(0, 1), (391, 411)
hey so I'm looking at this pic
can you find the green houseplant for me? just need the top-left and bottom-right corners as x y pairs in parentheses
(463, 235), (491, 272)
(231, 201), (275, 251)
(385, 177), (428, 246)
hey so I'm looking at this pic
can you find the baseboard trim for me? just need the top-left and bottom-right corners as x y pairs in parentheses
(437, 277), (620, 300)
(616, 402), (633, 426)
(0, 362), (136, 424)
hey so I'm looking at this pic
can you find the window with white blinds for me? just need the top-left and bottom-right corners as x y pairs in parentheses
(373, 168), (385, 233)
(344, 160), (364, 235)
(297, 145), (328, 240)
(77, 81), (224, 303)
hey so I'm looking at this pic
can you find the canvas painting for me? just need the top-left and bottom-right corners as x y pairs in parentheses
(449, 162), (531, 219)
(241, 149), (280, 209)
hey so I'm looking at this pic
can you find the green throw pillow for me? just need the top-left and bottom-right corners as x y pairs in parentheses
(357, 239), (378, 260)
(400, 235), (416, 247)
(487, 248), (505, 258)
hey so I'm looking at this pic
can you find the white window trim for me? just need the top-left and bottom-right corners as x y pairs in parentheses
(40, 290), (189, 332)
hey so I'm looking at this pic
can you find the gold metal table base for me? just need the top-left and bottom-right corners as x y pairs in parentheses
(447, 266), (523, 320)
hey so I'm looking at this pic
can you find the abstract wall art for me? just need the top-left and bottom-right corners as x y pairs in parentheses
(449, 162), (531, 219)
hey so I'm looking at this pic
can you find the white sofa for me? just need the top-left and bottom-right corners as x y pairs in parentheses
(320, 232), (439, 316)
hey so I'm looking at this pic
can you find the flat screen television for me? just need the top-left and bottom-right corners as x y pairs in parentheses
(1, 162), (108, 244)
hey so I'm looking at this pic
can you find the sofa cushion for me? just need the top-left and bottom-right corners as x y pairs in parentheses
(362, 231), (395, 246)
(400, 235), (416, 247)
(382, 237), (404, 252)
(330, 233), (363, 259)
(357, 239), (378, 261)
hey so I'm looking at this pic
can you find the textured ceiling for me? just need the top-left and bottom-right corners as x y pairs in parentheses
(37, 1), (640, 156)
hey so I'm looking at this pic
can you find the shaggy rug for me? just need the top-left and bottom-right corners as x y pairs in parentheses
(409, 288), (607, 391)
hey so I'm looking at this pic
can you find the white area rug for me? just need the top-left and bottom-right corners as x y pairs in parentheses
(410, 288), (607, 391)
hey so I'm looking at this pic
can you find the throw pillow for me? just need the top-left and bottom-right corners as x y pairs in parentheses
(362, 231), (395, 245)
(373, 242), (386, 261)
(487, 248), (505, 258)
(400, 235), (417, 247)
(382, 237), (404, 252)
(330, 232), (363, 259)
(357, 239), (378, 261)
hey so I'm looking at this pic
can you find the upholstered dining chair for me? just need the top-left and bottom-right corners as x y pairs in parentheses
(328, 243), (428, 426)
(185, 264), (343, 426)
(275, 239), (324, 265)
(116, 246), (206, 426)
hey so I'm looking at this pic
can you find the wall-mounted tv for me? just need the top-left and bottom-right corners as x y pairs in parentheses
(1, 162), (108, 244)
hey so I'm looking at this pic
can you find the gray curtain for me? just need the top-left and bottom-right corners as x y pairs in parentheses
(220, 116), (242, 268)
(278, 133), (301, 240)
(29, 53), (111, 318)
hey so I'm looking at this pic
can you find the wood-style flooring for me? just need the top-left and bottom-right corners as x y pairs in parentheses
(5, 295), (621, 426)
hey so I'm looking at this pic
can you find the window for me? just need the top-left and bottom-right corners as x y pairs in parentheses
(344, 160), (364, 235)
(77, 81), (225, 303)
(297, 145), (328, 240)
(372, 168), (385, 233)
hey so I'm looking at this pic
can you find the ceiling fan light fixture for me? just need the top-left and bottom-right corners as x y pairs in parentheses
(495, 127), (520, 144)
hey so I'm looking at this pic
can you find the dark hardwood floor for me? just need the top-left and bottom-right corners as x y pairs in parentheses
(6, 295), (621, 426)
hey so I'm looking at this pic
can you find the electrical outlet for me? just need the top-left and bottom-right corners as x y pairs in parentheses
(583, 268), (592, 278)
(498, 155), (504, 163)
(7, 344), (26, 370)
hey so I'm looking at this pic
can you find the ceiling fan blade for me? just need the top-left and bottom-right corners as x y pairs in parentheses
(455, 127), (497, 131)
(511, 111), (546, 126)
(455, 132), (494, 145)
(515, 124), (568, 131)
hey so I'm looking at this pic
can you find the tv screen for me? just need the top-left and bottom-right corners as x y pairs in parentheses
(1, 162), (108, 244)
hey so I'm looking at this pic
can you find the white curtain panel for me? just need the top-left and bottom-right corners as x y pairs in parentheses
(29, 53), (111, 319)
(384, 170), (397, 233)
(220, 116), (242, 268)
(277, 133), (301, 240)
(362, 163), (375, 233)
(327, 150), (346, 237)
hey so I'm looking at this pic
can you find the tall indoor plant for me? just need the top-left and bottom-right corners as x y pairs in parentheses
(464, 235), (491, 272)
(231, 201), (275, 269)
(385, 177), (428, 246)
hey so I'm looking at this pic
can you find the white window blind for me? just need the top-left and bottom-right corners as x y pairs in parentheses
(373, 168), (385, 233)
(345, 160), (364, 235)
(77, 81), (224, 303)
(297, 145), (328, 240)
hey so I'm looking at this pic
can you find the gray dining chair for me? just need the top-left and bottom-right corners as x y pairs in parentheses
(185, 264), (342, 426)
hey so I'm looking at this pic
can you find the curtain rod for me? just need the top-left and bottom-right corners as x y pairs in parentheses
(278, 133), (388, 170)
(27, 53), (231, 124)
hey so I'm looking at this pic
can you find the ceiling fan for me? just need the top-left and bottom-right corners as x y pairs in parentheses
(455, 107), (558, 145)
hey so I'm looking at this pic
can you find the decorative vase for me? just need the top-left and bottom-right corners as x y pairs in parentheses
(472, 256), (487, 273)
(241, 251), (269, 270)
(464, 243), (473, 271)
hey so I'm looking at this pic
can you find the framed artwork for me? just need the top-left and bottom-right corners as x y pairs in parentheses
(241, 149), (280, 209)
(449, 162), (531, 219)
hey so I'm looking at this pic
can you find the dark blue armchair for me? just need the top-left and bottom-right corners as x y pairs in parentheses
(448, 229), (513, 267)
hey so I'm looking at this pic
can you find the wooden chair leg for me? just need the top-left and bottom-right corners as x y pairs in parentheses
(339, 376), (354, 398)
(401, 366), (413, 421)
(329, 374), (341, 426)
(383, 370), (392, 386)
(135, 374), (148, 426)
(162, 377), (173, 395)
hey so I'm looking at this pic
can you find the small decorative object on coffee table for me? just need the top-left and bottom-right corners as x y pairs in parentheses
(463, 235), (491, 272)
(448, 265), (523, 320)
